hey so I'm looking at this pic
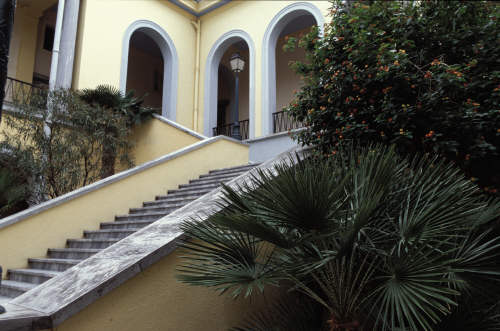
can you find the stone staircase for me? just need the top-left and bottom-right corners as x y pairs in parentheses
(0, 163), (257, 302)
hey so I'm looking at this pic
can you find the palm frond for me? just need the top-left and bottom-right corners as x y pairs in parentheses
(177, 218), (283, 298)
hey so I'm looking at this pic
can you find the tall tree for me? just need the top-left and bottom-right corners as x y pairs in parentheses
(0, 0), (15, 122)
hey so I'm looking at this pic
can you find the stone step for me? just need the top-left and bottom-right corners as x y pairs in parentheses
(142, 199), (195, 208)
(7, 268), (61, 285)
(48, 248), (100, 260)
(187, 175), (236, 186)
(28, 258), (80, 272)
(146, 200), (190, 209)
(154, 189), (208, 200)
(0, 280), (36, 298)
(129, 205), (176, 214)
(100, 220), (155, 230)
(114, 213), (165, 222)
(177, 182), (223, 190)
(166, 186), (216, 197)
(205, 164), (257, 176)
(192, 171), (247, 182)
(145, 194), (203, 205)
(84, 229), (138, 240)
(67, 238), (119, 249)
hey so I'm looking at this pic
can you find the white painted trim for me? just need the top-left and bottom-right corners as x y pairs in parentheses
(48, 0), (65, 91)
(244, 127), (305, 143)
(120, 20), (179, 121)
(261, 2), (325, 135)
(0, 136), (246, 230)
(203, 30), (256, 139)
(152, 114), (206, 140)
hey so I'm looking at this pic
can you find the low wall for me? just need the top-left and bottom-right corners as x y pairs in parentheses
(246, 130), (300, 163)
(130, 114), (205, 165)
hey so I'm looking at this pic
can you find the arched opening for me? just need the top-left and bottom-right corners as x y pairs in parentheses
(120, 20), (178, 120)
(204, 30), (255, 140)
(262, 3), (324, 135)
(126, 31), (164, 109)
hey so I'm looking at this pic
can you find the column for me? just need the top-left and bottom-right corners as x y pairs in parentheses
(55, 0), (79, 89)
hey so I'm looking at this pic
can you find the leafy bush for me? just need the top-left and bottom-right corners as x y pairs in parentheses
(0, 145), (32, 217)
(285, 0), (500, 194)
(178, 146), (500, 330)
(1, 89), (132, 199)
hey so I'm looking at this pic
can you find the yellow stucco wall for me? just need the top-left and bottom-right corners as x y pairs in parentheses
(53, 250), (273, 331)
(7, 0), (57, 83)
(0, 138), (248, 278)
(198, 0), (331, 137)
(73, 0), (197, 128)
(70, 0), (330, 138)
(130, 117), (201, 165)
(276, 28), (309, 113)
(8, 8), (38, 83)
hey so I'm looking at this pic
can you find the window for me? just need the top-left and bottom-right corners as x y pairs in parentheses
(43, 26), (55, 51)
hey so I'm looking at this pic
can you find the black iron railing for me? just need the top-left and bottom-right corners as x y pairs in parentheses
(213, 119), (249, 140)
(272, 110), (303, 133)
(3, 77), (46, 107)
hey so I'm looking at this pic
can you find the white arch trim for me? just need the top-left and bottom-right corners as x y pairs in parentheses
(120, 20), (179, 120)
(261, 2), (325, 135)
(203, 30), (256, 139)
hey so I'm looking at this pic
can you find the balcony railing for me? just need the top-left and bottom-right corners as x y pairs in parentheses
(3, 77), (46, 107)
(272, 110), (304, 133)
(213, 119), (249, 140)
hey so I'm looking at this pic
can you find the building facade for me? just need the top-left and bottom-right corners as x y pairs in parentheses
(0, 2), (332, 329)
(7, 0), (329, 154)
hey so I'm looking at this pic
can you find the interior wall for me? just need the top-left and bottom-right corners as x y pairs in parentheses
(126, 46), (164, 109)
(33, 7), (57, 84)
(275, 28), (308, 113)
(7, 7), (39, 83)
(217, 64), (234, 126)
(218, 44), (250, 125)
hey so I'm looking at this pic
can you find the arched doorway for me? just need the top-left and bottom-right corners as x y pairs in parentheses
(126, 31), (163, 109)
(204, 30), (255, 140)
(120, 20), (178, 120)
(261, 3), (324, 135)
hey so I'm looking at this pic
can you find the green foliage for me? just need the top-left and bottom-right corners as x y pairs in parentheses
(78, 85), (157, 178)
(1, 89), (133, 199)
(79, 84), (158, 127)
(0, 145), (32, 217)
(285, 0), (500, 194)
(177, 146), (500, 330)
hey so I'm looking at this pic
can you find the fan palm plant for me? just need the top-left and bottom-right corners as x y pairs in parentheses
(78, 85), (157, 178)
(177, 145), (500, 330)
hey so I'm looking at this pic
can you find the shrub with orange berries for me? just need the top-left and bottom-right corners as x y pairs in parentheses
(284, 0), (500, 195)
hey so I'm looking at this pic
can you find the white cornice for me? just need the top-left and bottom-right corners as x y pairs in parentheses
(168, 0), (232, 17)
